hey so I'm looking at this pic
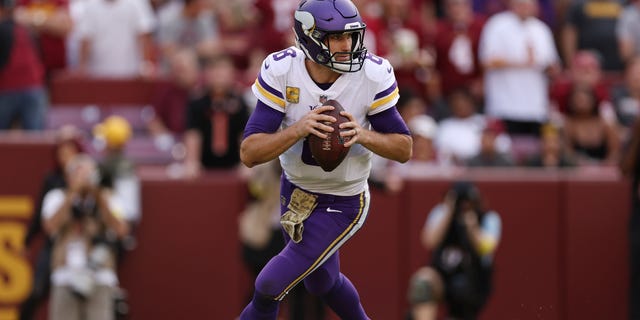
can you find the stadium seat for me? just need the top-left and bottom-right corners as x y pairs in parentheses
(510, 134), (542, 163)
(46, 104), (102, 131)
(82, 135), (177, 166)
(103, 105), (155, 134)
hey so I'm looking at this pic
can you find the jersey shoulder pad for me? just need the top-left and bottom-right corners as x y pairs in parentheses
(363, 53), (394, 82)
(261, 46), (301, 77)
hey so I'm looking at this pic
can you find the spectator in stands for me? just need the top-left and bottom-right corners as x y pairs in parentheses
(41, 154), (132, 320)
(524, 123), (576, 168)
(550, 50), (613, 119)
(183, 54), (250, 178)
(20, 126), (83, 320)
(435, 88), (510, 165)
(620, 117), (640, 320)
(434, 88), (482, 166)
(370, 90), (431, 192)
(93, 115), (141, 225)
(396, 88), (429, 123)
(617, 0), (640, 65)
(155, 0), (220, 70)
(14, 0), (72, 80)
(467, 118), (515, 167)
(0, 0), (47, 130)
(409, 115), (440, 165)
(561, 0), (624, 72)
(212, 0), (261, 69)
(563, 85), (621, 166)
(75, 0), (156, 78)
(428, 0), (486, 106)
(64, 0), (84, 68)
(385, 114), (443, 188)
(612, 56), (640, 134)
(375, 0), (434, 99)
(479, 0), (559, 137)
(407, 180), (501, 320)
(470, 0), (556, 28)
(250, 0), (298, 54)
(348, 0), (384, 55)
(240, 48), (267, 110)
(149, 48), (201, 149)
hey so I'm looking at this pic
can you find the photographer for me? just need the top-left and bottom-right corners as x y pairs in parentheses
(41, 154), (130, 320)
(407, 181), (502, 320)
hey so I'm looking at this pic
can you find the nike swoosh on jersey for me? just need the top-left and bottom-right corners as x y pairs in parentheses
(326, 207), (342, 213)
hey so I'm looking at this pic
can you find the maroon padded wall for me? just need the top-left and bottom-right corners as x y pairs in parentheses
(327, 189), (404, 320)
(0, 134), (56, 320)
(118, 169), (247, 320)
(0, 135), (631, 320)
(564, 175), (629, 320)
(403, 174), (565, 320)
(0, 134), (55, 197)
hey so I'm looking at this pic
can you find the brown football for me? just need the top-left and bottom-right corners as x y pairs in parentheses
(308, 99), (351, 172)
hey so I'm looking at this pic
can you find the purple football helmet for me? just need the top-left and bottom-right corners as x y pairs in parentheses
(293, 0), (367, 73)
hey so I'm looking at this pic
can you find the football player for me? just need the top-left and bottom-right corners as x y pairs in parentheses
(239, 0), (412, 319)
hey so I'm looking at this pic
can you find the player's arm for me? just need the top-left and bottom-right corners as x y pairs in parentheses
(240, 101), (336, 168)
(340, 107), (412, 163)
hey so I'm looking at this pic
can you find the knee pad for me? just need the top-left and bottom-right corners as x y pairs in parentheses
(408, 275), (435, 305)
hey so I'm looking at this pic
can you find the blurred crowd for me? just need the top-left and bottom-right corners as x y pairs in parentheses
(2, 0), (640, 182)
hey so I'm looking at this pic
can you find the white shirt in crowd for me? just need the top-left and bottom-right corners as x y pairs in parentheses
(479, 10), (559, 123)
(75, 0), (156, 77)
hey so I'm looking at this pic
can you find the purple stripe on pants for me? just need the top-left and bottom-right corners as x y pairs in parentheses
(253, 175), (370, 301)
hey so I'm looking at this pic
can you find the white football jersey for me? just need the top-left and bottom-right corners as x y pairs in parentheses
(252, 46), (399, 196)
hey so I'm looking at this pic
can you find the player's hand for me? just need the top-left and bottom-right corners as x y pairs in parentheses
(293, 105), (335, 139)
(338, 111), (364, 148)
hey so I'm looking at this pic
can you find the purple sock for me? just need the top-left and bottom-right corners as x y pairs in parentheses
(321, 273), (370, 320)
(239, 292), (279, 320)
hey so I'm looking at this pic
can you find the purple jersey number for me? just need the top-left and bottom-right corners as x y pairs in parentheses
(272, 48), (297, 61)
(366, 53), (384, 65)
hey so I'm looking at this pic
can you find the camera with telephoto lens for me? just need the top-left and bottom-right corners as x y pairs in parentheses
(451, 181), (481, 214)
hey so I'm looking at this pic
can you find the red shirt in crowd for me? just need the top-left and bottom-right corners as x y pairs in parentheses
(0, 23), (44, 92)
(550, 79), (611, 114)
(17, 0), (68, 74)
(151, 80), (191, 134)
(433, 14), (486, 97)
